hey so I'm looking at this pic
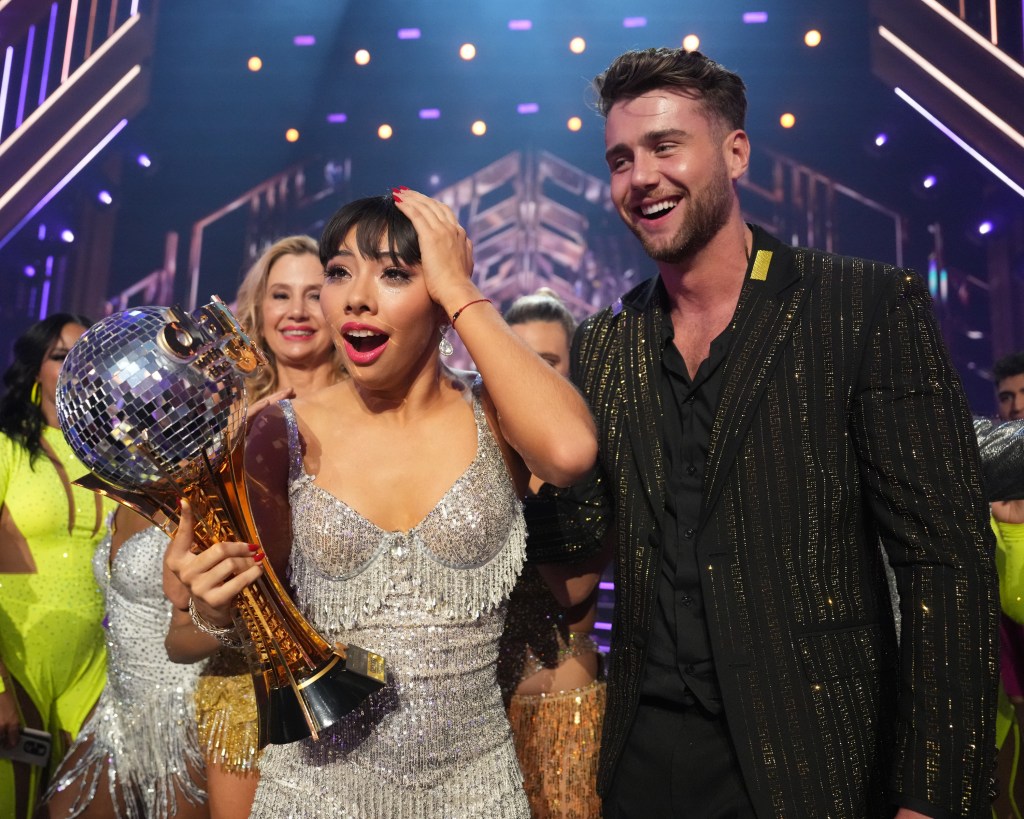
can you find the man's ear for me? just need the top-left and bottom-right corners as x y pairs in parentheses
(725, 129), (750, 182)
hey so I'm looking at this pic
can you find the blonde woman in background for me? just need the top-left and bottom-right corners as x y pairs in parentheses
(499, 289), (606, 818)
(164, 234), (344, 819)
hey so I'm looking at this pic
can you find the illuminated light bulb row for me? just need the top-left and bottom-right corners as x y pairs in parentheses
(248, 27), (823, 73)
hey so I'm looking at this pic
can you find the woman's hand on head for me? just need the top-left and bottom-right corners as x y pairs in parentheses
(163, 498), (264, 628)
(392, 188), (478, 310)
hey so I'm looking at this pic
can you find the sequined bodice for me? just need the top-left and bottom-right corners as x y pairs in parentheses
(91, 524), (203, 703)
(252, 390), (529, 817)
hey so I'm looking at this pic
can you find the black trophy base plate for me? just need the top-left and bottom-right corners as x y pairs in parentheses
(265, 650), (386, 745)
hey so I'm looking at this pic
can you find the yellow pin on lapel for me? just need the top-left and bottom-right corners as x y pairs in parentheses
(750, 249), (772, 281)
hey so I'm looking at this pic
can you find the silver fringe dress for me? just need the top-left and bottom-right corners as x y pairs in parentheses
(251, 395), (529, 818)
(46, 525), (206, 817)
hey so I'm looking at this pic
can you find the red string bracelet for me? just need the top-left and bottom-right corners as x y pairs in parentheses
(451, 298), (492, 325)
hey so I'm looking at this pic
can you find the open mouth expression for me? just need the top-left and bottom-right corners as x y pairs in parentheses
(340, 322), (390, 365)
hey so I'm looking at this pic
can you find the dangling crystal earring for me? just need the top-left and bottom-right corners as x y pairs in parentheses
(438, 324), (454, 357)
(30, 381), (41, 405)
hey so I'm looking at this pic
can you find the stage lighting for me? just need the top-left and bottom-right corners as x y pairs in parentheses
(805, 30), (822, 47)
(24, 265), (36, 278)
(397, 28), (421, 40)
(137, 153), (152, 168)
(293, 35), (315, 47)
(460, 43), (476, 60)
(60, 229), (74, 243)
(623, 17), (647, 28)
(419, 108), (441, 120)
(569, 37), (586, 54)
(922, 175), (937, 189)
(682, 34), (700, 52)
(780, 113), (796, 128)
(517, 103), (539, 115)
(285, 128), (300, 142)
(874, 133), (888, 147)
(378, 124), (393, 139)
(97, 190), (113, 205)
(978, 220), (994, 235)
(743, 12), (768, 24)
(508, 20), (532, 31)
(355, 49), (370, 65)
(567, 116), (582, 132)
(327, 113), (348, 123)
(247, 56), (262, 72)
(471, 120), (487, 136)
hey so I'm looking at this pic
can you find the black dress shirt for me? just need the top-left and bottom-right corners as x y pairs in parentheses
(640, 284), (732, 712)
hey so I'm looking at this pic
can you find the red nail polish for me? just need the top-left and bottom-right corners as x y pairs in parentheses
(393, 195), (403, 203)
(248, 543), (259, 552)
(254, 551), (265, 562)
(399, 186), (409, 191)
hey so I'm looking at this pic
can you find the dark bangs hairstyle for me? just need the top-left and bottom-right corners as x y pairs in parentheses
(319, 195), (422, 269)
(0, 312), (93, 463)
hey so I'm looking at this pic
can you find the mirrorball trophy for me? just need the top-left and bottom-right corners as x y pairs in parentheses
(56, 297), (385, 746)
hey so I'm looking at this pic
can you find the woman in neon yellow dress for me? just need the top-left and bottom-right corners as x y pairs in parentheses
(0, 314), (112, 819)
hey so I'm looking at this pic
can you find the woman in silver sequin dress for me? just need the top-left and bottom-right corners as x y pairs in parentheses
(167, 189), (598, 817)
(43, 509), (208, 819)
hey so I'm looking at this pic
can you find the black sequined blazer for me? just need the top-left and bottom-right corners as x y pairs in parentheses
(531, 226), (998, 818)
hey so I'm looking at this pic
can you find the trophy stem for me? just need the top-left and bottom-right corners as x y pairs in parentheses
(239, 585), (322, 741)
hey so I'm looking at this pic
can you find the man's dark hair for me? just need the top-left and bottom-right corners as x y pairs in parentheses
(993, 351), (1024, 384)
(593, 47), (747, 134)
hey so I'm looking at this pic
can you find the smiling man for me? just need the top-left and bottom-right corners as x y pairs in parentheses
(530, 47), (998, 818)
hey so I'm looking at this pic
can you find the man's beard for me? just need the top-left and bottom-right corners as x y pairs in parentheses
(628, 159), (735, 264)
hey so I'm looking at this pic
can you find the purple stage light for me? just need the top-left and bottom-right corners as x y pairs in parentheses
(623, 16), (647, 28)
(418, 108), (441, 120)
(516, 102), (539, 115)
(599, 581), (615, 591)
(508, 19), (532, 30)
(873, 133), (888, 147)
(136, 153), (152, 168)
(60, 229), (74, 243)
(978, 221), (994, 235)
(23, 265), (35, 277)
(743, 11), (768, 23)
(326, 113), (348, 123)
(293, 35), (315, 46)
(97, 190), (113, 205)
(37, 224), (46, 240)
(923, 175), (937, 189)
(397, 28), (421, 40)
(594, 622), (612, 631)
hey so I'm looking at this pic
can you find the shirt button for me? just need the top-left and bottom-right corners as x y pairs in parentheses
(681, 595), (693, 607)
(684, 528), (695, 539)
(686, 464), (697, 476)
(685, 394), (695, 403)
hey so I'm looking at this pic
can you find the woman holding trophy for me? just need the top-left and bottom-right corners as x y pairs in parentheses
(167, 189), (597, 817)
(167, 233), (346, 819)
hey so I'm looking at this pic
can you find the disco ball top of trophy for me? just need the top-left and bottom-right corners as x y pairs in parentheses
(56, 302), (255, 491)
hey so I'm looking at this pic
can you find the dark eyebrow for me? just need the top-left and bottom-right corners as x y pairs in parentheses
(605, 128), (690, 163)
(327, 247), (397, 263)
